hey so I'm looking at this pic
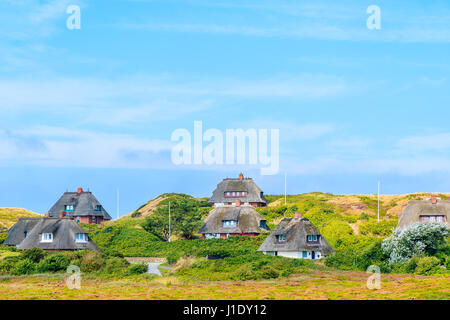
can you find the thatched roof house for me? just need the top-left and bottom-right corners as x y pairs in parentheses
(47, 188), (111, 224)
(199, 204), (270, 239)
(258, 212), (334, 259)
(398, 195), (449, 228)
(209, 173), (267, 207)
(4, 216), (100, 251)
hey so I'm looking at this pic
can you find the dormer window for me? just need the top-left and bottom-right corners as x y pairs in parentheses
(259, 220), (267, 229)
(65, 205), (74, 212)
(75, 233), (88, 243)
(41, 233), (53, 242)
(277, 234), (286, 242)
(222, 220), (237, 228)
(24, 231), (28, 238)
(224, 191), (247, 198)
(95, 205), (102, 212)
(307, 235), (319, 242)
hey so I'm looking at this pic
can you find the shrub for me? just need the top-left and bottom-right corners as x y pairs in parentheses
(167, 252), (181, 265)
(103, 257), (130, 275)
(131, 211), (142, 218)
(359, 212), (370, 220)
(414, 256), (441, 275)
(12, 259), (36, 275)
(359, 219), (398, 236)
(80, 251), (105, 273)
(382, 222), (449, 264)
(0, 232), (7, 244)
(128, 263), (147, 275)
(0, 256), (20, 273)
(21, 248), (45, 263)
(37, 254), (70, 273)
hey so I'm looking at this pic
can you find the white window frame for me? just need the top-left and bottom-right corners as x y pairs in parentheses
(65, 205), (74, 211)
(278, 234), (286, 242)
(41, 233), (53, 242)
(75, 233), (88, 243)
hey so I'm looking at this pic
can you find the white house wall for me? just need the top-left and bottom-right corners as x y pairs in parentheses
(264, 251), (323, 259)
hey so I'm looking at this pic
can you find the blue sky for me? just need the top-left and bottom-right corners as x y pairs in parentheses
(1, 0), (450, 216)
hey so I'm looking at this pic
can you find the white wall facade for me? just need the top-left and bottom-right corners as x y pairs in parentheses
(263, 250), (322, 259)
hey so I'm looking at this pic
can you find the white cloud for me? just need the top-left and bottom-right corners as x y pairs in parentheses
(0, 126), (172, 168)
(397, 133), (450, 151)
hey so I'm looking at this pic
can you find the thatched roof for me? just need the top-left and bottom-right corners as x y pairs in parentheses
(48, 190), (111, 220)
(6, 217), (100, 251)
(258, 217), (335, 254)
(199, 205), (270, 234)
(398, 199), (450, 228)
(3, 217), (40, 246)
(209, 175), (267, 204)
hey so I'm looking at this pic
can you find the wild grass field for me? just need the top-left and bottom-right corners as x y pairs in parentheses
(0, 269), (448, 300)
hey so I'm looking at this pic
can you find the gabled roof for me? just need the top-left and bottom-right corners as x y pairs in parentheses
(258, 217), (335, 254)
(398, 199), (450, 228)
(209, 175), (267, 204)
(15, 217), (100, 251)
(48, 190), (111, 220)
(199, 205), (270, 234)
(3, 217), (41, 246)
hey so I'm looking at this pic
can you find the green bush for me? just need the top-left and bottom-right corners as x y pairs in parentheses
(167, 252), (181, 265)
(21, 248), (45, 263)
(12, 259), (36, 275)
(131, 211), (142, 218)
(37, 254), (70, 273)
(359, 212), (370, 220)
(0, 232), (7, 244)
(80, 251), (105, 273)
(0, 256), (20, 274)
(414, 256), (441, 275)
(128, 263), (147, 275)
(359, 219), (398, 236)
(103, 257), (130, 275)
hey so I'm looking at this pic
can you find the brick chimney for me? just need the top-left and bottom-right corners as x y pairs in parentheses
(44, 212), (50, 218)
(238, 173), (244, 180)
(58, 210), (65, 219)
(77, 187), (83, 194)
(236, 200), (242, 207)
(431, 194), (438, 204)
(294, 211), (302, 219)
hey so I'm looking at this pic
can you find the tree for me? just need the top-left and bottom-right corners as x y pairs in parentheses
(177, 210), (203, 240)
(382, 222), (449, 264)
(142, 214), (171, 241)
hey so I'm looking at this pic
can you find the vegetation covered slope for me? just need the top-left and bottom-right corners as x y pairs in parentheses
(0, 208), (40, 230)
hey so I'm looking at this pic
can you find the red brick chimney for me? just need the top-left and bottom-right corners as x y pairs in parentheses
(58, 210), (65, 219)
(431, 194), (437, 204)
(77, 187), (83, 194)
(238, 173), (244, 180)
(236, 200), (242, 207)
(294, 211), (302, 219)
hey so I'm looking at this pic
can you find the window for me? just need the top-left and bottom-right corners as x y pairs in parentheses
(307, 235), (319, 242)
(302, 251), (308, 258)
(75, 233), (88, 243)
(65, 205), (74, 212)
(205, 233), (220, 239)
(41, 233), (53, 242)
(277, 234), (286, 242)
(421, 215), (446, 223)
(95, 205), (102, 211)
(76, 216), (80, 223)
(222, 220), (237, 228)
(259, 220), (267, 229)
(24, 231), (28, 238)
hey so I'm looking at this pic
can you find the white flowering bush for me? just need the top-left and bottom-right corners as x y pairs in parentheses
(382, 222), (449, 264)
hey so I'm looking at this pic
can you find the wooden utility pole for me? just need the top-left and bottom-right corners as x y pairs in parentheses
(377, 181), (380, 222)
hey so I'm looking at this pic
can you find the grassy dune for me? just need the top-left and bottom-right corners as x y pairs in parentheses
(0, 270), (448, 300)
(0, 208), (40, 230)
